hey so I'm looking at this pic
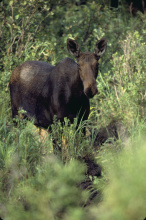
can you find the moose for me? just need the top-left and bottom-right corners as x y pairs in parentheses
(10, 38), (107, 152)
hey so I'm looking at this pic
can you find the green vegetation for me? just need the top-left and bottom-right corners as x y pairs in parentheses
(0, 0), (146, 219)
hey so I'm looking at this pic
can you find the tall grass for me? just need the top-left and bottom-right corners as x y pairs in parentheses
(91, 31), (145, 129)
(91, 136), (146, 220)
(0, 5), (145, 220)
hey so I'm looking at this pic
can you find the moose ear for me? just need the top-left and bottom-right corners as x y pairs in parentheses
(94, 38), (107, 56)
(67, 38), (80, 58)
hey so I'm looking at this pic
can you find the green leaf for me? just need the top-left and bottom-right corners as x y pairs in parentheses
(9, 0), (13, 6)
(15, 14), (19, 20)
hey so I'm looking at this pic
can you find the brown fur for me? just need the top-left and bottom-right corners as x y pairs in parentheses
(10, 38), (107, 153)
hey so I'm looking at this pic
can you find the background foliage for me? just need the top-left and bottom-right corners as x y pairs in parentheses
(0, 0), (145, 219)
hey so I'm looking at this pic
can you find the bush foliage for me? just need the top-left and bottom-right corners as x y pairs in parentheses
(0, 0), (145, 219)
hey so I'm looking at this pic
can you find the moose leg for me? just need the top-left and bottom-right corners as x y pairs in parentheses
(50, 125), (62, 158)
(11, 105), (18, 119)
(52, 138), (62, 156)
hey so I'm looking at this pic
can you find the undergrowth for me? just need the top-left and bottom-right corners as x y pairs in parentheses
(0, 1), (146, 219)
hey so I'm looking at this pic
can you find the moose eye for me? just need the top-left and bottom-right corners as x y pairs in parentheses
(78, 64), (82, 71)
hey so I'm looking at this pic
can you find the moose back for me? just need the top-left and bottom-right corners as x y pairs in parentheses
(10, 38), (107, 129)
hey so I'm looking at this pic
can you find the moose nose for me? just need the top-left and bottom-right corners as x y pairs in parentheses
(84, 86), (98, 99)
